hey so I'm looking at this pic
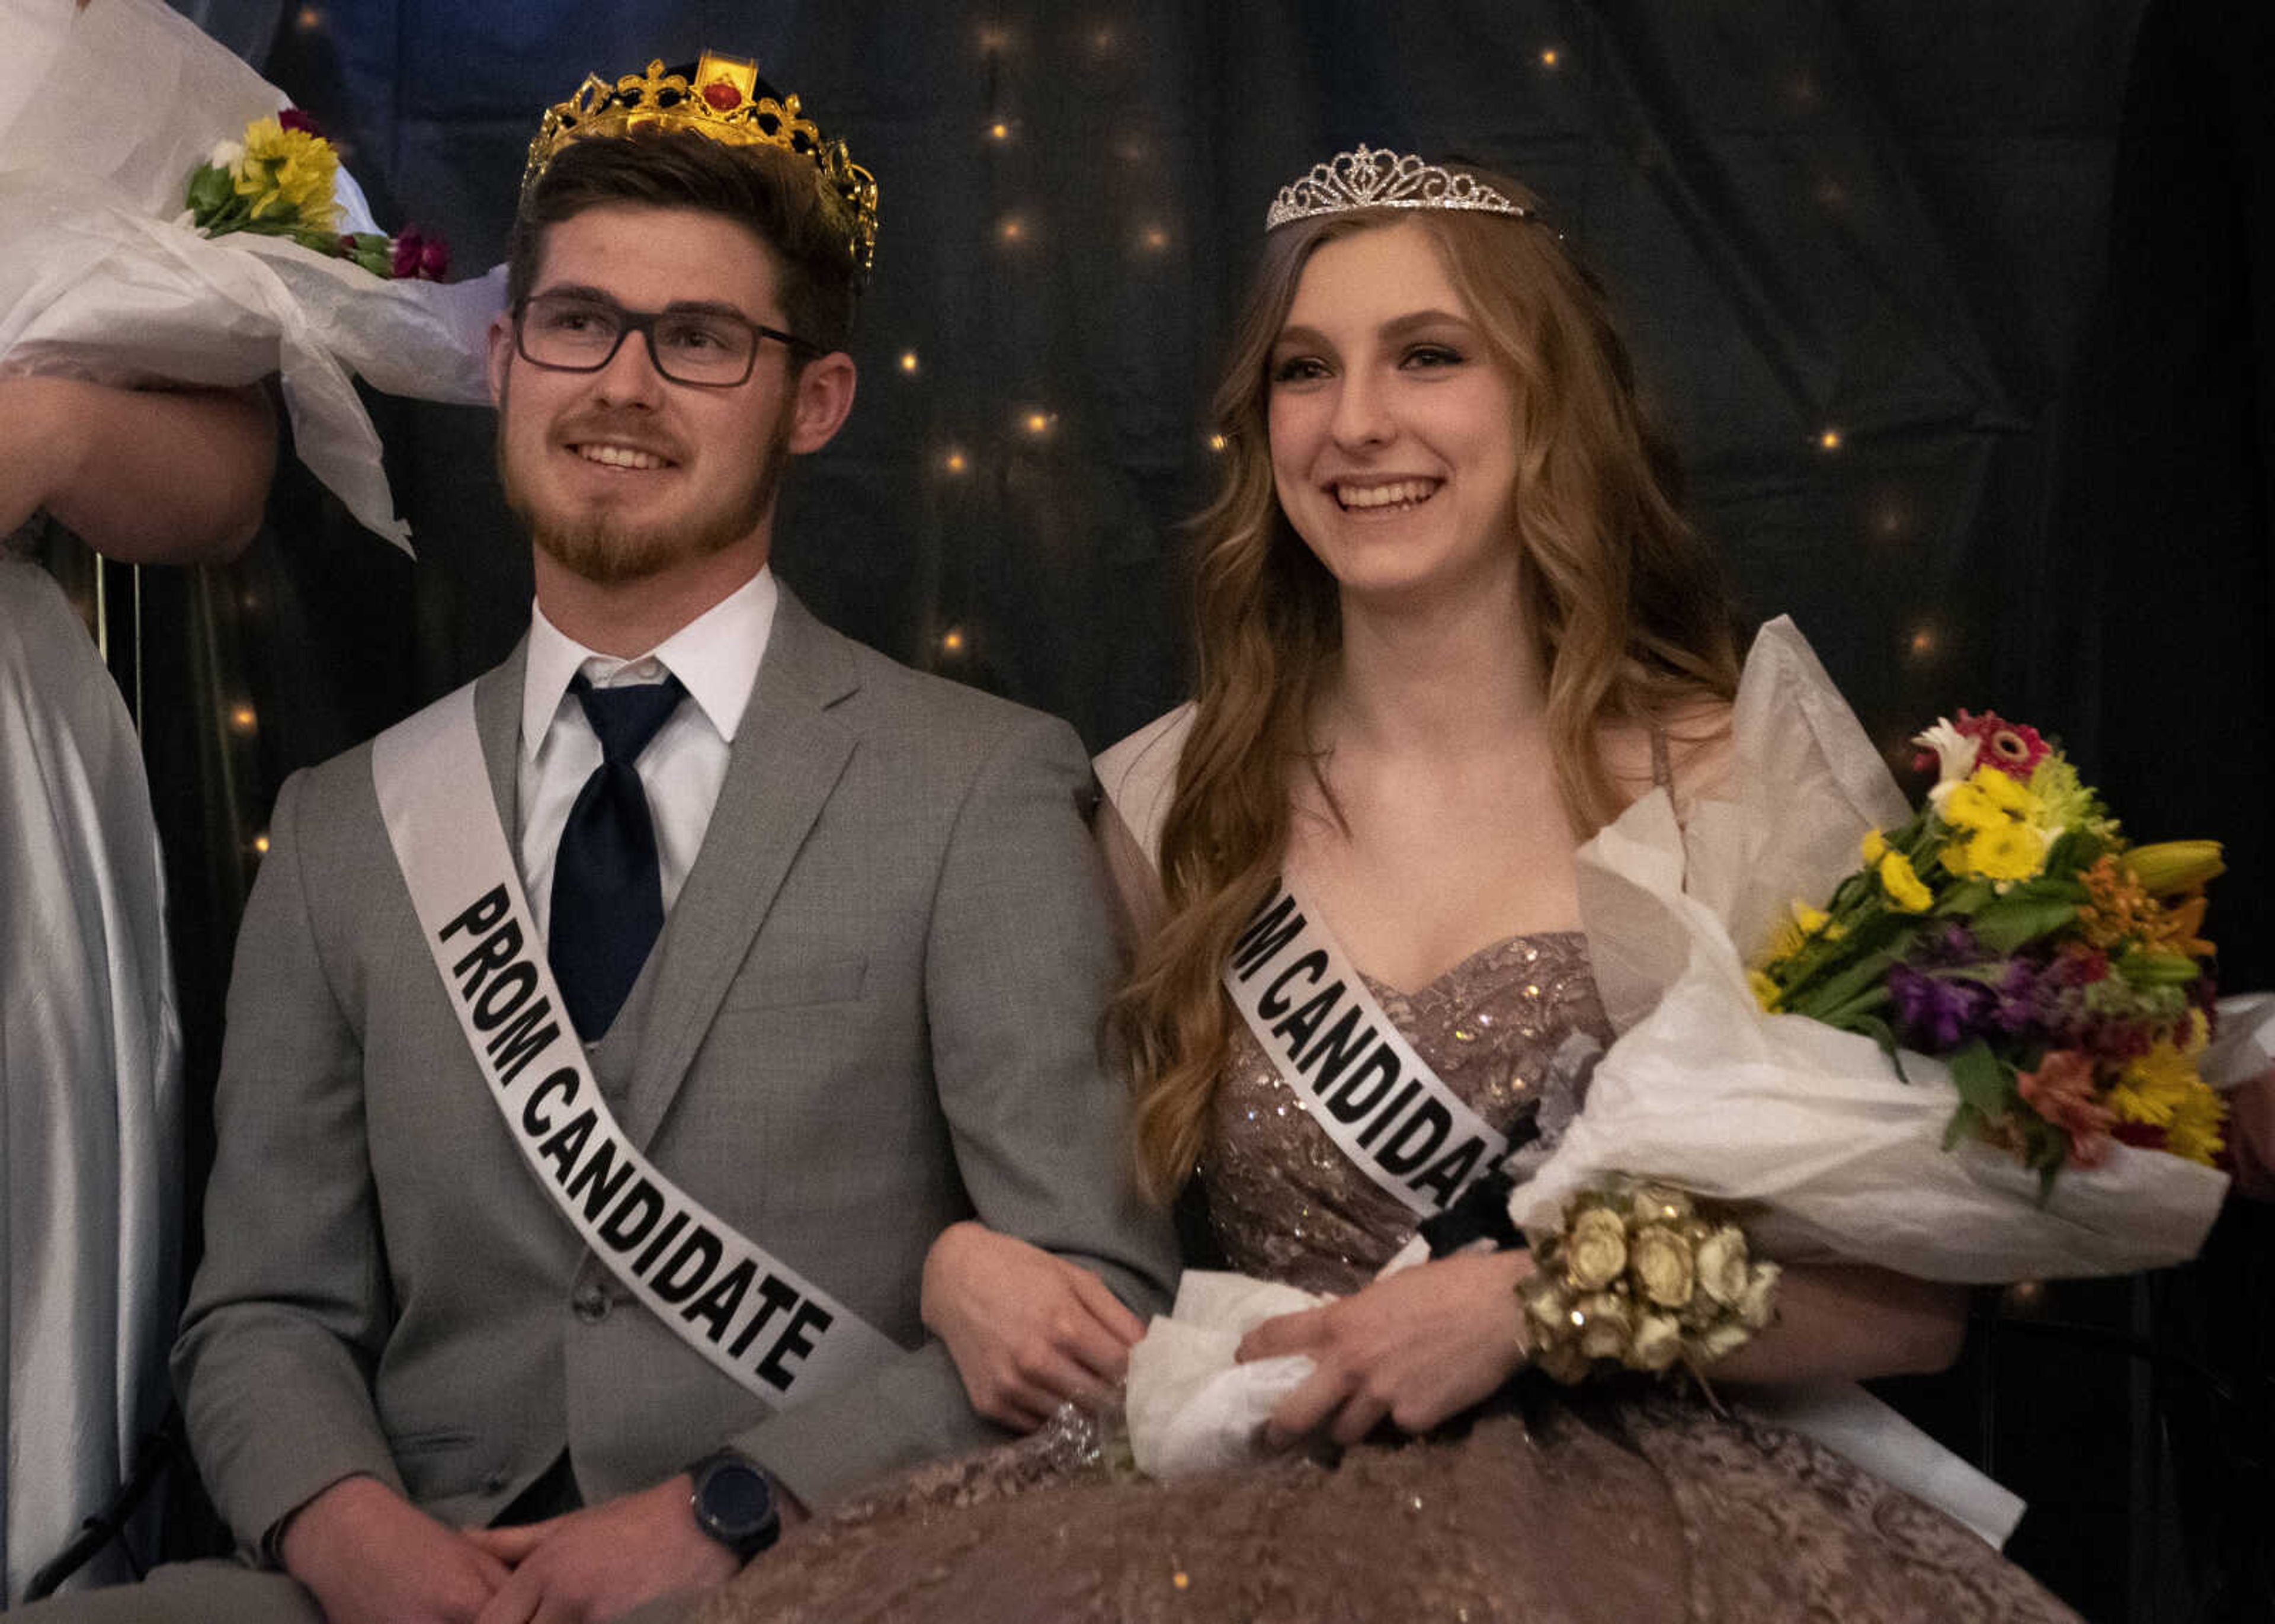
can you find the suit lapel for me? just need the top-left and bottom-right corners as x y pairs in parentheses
(623, 588), (862, 1147)
(472, 640), (528, 837)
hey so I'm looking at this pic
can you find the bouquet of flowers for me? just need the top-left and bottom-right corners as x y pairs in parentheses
(1, 0), (502, 547)
(1507, 617), (2254, 1283)
(1751, 711), (2226, 1194)
(184, 110), (450, 283)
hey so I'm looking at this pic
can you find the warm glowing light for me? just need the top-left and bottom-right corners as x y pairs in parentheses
(1206, 433), (1229, 454)
(940, 627), (967, 654)
(1023, 409), (1054, 436)
(998, 214), (1028, 244)
(2004, 1279), (2046, 1312)
(1139, 225), (1169, 252)
(1090, 24), (1116, 54)
(296, 5), (322, 28)
(977, 24), (1009, 52)
(230, 704), (257, 732)
(898, 350), (919, 375)
(1540, 47), (1561, 67)
(253, 832), (271, 854)
(988, 120), (1010, 142)
(1817, 428), (1843, 452)
(1906, 623), (1940, 659)
(943, 449), (969, 475)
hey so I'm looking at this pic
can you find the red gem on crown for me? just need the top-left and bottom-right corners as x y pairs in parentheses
(701, 80), (742, 111)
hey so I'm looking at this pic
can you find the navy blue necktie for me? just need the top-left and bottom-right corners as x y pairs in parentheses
(549, 671), (686, 1041)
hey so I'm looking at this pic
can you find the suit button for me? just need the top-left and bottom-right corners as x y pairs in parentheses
(482, 1469), (511, 1495)
(572, 1285), (610, 1322)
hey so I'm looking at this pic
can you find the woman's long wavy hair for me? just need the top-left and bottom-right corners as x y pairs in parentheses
(1119, 172), (1744, 1202)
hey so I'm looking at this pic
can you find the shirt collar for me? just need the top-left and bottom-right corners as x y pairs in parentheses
(521, 566), (780, 761)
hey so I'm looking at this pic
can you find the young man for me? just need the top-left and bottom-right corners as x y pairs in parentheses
(23, 51), (1174, 1624)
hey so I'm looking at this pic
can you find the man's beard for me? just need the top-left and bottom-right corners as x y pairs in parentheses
(499, 389), (794, 586)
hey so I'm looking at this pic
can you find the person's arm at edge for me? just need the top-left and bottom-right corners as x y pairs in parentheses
(1, 376), (274, 564)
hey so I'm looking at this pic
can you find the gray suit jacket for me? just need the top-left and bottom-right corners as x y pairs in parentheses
(173, 587), (1178, 1551)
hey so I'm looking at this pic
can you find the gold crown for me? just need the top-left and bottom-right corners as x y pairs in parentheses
(522, 50), (878, 287)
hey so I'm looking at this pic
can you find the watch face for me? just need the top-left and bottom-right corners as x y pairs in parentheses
(703, 1460), (773, 1535)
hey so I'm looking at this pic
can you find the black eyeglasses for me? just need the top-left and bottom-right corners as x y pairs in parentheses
(513, 292), (816, 387)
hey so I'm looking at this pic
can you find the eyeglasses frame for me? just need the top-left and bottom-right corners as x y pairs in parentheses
(511, 292), (820, 389)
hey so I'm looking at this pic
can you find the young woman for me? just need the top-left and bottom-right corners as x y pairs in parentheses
(706, 153), (2077, 1622)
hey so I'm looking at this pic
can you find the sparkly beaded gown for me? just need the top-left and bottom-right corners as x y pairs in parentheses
(700, 930), (2079, 1623)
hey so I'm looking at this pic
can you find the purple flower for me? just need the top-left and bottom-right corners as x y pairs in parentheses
(1888, 963), (1995, 1053)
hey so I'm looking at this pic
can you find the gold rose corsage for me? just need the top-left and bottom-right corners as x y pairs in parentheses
(1514, 1180), (1779, 1384)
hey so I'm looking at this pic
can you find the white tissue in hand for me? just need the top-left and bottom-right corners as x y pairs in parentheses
(1125, 1270), (1325, 1479)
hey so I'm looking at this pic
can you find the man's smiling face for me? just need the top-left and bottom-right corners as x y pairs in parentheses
(489, 202), (805, 585)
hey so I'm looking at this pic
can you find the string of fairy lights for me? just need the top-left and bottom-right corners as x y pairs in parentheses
(225, 8), (1957, 845)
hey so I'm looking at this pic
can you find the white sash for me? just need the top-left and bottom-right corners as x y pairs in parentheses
(1223, 878), (1508, 1217)
(370, 684), (900, 1407)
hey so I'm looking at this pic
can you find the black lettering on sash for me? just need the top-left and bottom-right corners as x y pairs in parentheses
(565, 1138), (636, 1222)
(451, 917), (522, 1000)
(1356, 1080), (1422, 1149)
(598, 1178), (663, 1253)
(472, 962), (538, 1031)
(1231, 891), (1302, 980)
(1411, 1135), (1487, 1209)
(728, 1274), (802, 1360)
(537, 1108), (597, 1184)
(1299, 1008), (1379, 1096)
(485, 997), (560, 1087)
(651, 1226), (723, 1305)
(1324, 1048), (1401, 1123)
(1376, 1098), (1451, 1175)
(1258, 950), (1329, 1018)
(682, 1258), (755, 1343)
(1271, 982), (1344, 1056)
(758, 1301), (834, 1392)
(440, 885), (510, 942)
(523, 1068), (579, 1135)
(633, 1211), (690, 1276)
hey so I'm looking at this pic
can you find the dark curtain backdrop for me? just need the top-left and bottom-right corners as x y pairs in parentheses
(106, 2), (2275, 1616)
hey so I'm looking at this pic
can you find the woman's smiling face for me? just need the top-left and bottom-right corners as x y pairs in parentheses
(1266, 219), (1524, 609)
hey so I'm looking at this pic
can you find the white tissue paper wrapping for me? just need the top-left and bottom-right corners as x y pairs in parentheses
(1510, 615), (2232, 1282)
(0, 0), (504, 549)
(1124, 1271), (1324, 1481)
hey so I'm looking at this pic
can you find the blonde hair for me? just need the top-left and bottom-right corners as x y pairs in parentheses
(1119, 171), (1741, 1200)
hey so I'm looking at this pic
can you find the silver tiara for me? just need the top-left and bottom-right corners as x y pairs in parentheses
(1264, 145), (1534, 230)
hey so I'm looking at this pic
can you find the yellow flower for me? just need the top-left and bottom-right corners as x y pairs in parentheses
(1877, 850), (1934, 912)
(1861, 829), (1889, 864)
(1945, 821), (2047, 886)
(1942, 766), (2043, 837)
(2124, 841), (2225, 896)
(1748, 970), (1781, 1012)
(2107, 1042), (2198, 1128)
(1792, 902), (1829, 937)
(2165, 1078), (2228, 1166)
(232, 117), (340, 230)
(1939, 777), (2000, 834)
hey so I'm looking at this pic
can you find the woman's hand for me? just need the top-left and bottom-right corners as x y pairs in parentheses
(1237, 1249), (1533, 1447)
(921, 1221), (1147, 1432)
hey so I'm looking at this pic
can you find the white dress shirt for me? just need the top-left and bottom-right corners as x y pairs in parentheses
(517, 566), (778, 942)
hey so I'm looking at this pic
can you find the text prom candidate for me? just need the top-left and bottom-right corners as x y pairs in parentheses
(20, 50), (1174, 1624)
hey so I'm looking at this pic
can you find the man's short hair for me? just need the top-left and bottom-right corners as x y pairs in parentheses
(507, 129), (858, 353)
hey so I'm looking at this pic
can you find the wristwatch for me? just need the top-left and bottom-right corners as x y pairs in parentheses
(686, 1449), (781, 1562)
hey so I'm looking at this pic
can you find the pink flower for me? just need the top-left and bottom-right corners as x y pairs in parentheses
(1952, 710), (2049, 781)
(279, 107), (324, 138)
(2017, 1050), (2116, 1168)
(390, 226), (450, 281)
